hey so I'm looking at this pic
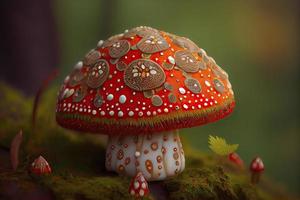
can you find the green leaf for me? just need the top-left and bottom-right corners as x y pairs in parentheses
(208, 135), (239, 156)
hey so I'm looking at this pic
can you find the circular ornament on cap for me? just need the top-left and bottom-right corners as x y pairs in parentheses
(137, 35), (169, 54)
(68, 69), (85, 87)
(213, 79), (225, 94)
(198, 61), (207, 70)
(61, 88), (74, 99)
(173, 36), (199, 52)
(136, 26), (160, 37)
(83, 49), (101, 66)
(197, 48), (207, 58)
(162, 62), (174, 70)
(72, 85), (88, 102)
(124, 59), (166, 91)
(116, 61), (127, 71)
(130, 45), (138, 50)
(174, 50), (199, 73)
(151, 95), (163, 107)
(211, 64), (228, 79)
(86, 60), (110, 89)
(109, 40), (130, 58)
(110, 58), (119, 65)
(93, 93), (104, 108)
(102, 34), (124, 48)
(143, 90), (155, 98)
(124, 26), (160, 38)
(168, 93), (177, 103)
(164, 82), (173, 91)
(141, 53), (151, 58)
(184, 78), (201, 94)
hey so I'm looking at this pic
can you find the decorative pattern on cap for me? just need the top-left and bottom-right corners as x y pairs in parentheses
(56, 26), (235, 135)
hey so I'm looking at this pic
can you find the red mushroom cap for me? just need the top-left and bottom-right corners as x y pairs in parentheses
(250, 157), (264, 172)
(30, 155), (52, 175)
(56, 26), (235, 135)
(228, 152), (244, 167)
(129, 172), (149, 198)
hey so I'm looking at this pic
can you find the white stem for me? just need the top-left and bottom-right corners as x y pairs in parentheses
(105, 130), (185, 181)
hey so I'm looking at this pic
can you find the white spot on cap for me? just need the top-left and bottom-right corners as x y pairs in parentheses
(97, 40), (104, 47)
(118, 111), (124, 117)
(135, 151), (141, 157)
(139, 190), (144, 196)
(164, 108), (169, 113)
(179, 87), (186, 94)
(107, 94), (114, 101)
(150, 70), (157, 75)
(141, 182), (146, 189)
(64, 76), (70, 83)
(134, 181), (139, 189)
(128, 111), (134, 117)
(92, 110), (97, 115)
(109, 110), (114, 116)
(100, 111), (105, 116)
(205, 80), (211, 87)
(183, 104), (188, 109)
(168, 56), (175, 65)
(74, 61), (83, 69)
(119, 95), (126, 104)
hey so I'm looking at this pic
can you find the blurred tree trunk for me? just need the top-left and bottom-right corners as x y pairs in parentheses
(0, 0), (59, 96)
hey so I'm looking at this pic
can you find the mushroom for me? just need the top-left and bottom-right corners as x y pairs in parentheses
(30, 155), (52, 175)
(228, 152), (244, 168)
(56, 26), (235, 181)
(250, 157), (264, 184)
(129, 172), (149, 198)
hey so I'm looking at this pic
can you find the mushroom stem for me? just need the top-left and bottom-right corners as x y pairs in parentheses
(105, 130), (185, 181)
(251, 172), (262, 184)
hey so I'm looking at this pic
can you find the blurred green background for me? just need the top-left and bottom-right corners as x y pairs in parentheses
(2, 0), (300, 195)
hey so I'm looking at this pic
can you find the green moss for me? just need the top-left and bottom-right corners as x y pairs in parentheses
(164, 167), (238, 200)
(40, 175), (131, 200)
(0, 83), (31, 146)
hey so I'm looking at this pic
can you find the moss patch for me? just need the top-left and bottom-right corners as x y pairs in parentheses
(41, 175), (131, 200)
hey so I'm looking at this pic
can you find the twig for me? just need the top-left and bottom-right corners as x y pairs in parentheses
(31, 68), (59, 128)
(10, 130), (23, 171)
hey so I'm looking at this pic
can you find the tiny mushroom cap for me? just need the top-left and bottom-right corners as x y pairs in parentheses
(129, 172), (149, 198)
(30, 155), (52, 175)
(250, 157), (264, 172)
(56, 26), (235, 135)
(228, 152), (244, 167)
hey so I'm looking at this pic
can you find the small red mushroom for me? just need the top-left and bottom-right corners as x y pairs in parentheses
(228, 152), (244, 168)
(250, 157), (264, 184)
(30, 155), (52, 175)
(129, 172), (149, 198)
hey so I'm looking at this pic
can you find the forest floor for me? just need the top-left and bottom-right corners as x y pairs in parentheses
(0, 82), (298, 200)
